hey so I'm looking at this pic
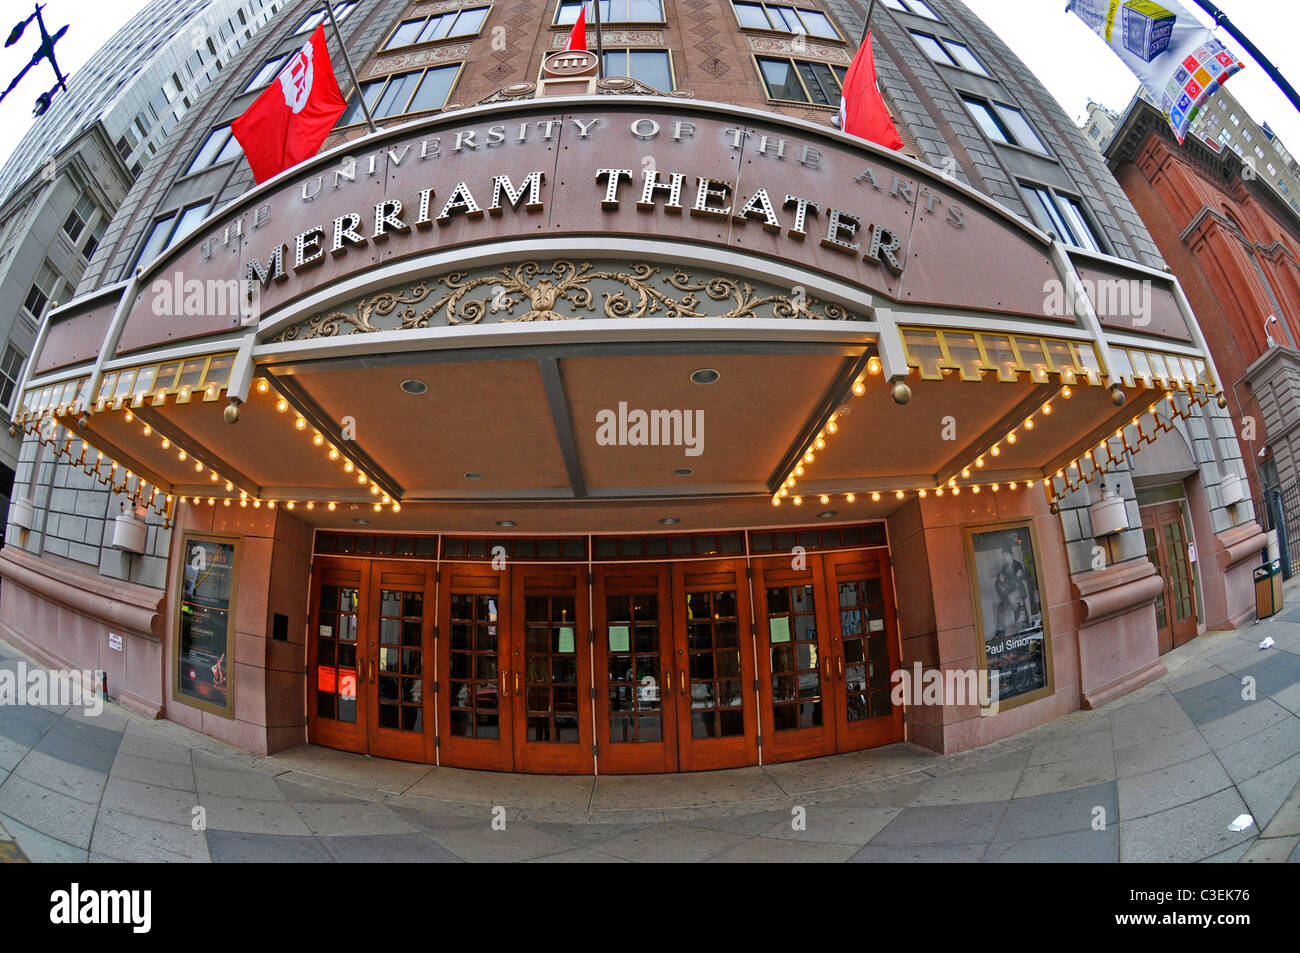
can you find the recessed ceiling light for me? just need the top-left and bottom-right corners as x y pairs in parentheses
(464, 471), (484, 480)
(690, 368), (720, 385)
(353, 518), (369, 526)
(673, 467), (694, 476)
(659, 517), (680, 525)
(817, 510), (837, 519)
(496, 520), (516, 528)
(400, 379), (428, 395)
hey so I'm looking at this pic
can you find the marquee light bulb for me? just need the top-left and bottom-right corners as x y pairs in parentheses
(313, 433), (324, 446)
(287, 501), (295, 510)
(794, 465), (805, 477)
(306, 502), (315, 510)
(896, 490), (904, 500)
(772, 496), (781, 506)
(161, 438), (170, 449)
(178, 450), (186, 461)
(976, 457), (985, 468)
(124, 411), (133, 422)
(373, 503), (382, 512)
(256, 380), (269, 394)
(225, 481), (233, 491)
(328, 447), (339, 461)
(194, 461), (203, 472)
(370, 484), (379, 495)
(819, 495), (829, 504)
(1024, 418), (1034, 430)
(295, 417), (306, 430)
(210, 471), (218, 482)
(1007, 432), (1016, 444)
(992, 484), (1000, 492)
(804, 451), (814, 464)
(1061, 386), (1072, 398)
(142, 425), (151, 437)
(1042, 403), (1052, 415)
(919, 489), (927, 498)
(814, 438), (825, 450)
(991, 445), (1000, 456)
(793, 496), (802, 505)
(867, 356), (882, 375)
(276, 399), (288, 412)
(962, 468), (971, 479)
(357, 473), (367, 484)
(326, 502), (334, 511)
(344, 461), (354, 473)
(852, 379), (866, 397)
(826, 421), (838, 434)
(392, 503), (400, 513)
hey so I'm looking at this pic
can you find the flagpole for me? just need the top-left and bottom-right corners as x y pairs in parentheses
(592, 1), (605, 79)
(1189, 0), (1300, 116)
(858, 0), (877, 46)
(323, 0), (378, 134)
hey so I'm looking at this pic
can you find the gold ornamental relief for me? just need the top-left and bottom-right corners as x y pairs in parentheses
(272, 260), (858, 341)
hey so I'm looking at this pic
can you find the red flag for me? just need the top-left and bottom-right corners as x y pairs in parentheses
(565, 5), (588, 52)
(231, 25), (349, 184)
(839, 31), (903, 151)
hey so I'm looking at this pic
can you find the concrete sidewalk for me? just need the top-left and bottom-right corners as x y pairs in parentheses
(1, 605), (1299, 862)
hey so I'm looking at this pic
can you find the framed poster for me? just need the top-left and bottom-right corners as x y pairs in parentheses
(963, 520), (1053, 711)
(173, 533), (239, 717)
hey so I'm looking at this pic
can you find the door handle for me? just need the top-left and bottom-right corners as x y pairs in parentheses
(369, 660), (376, 684)
(680, 675), (687, 696)
(823, 657), (832, 680)
(837, 657), (844, 680)
(502, 670), (509, 698)
(515, 672), (520, 694)
(664, 671), (672, 693)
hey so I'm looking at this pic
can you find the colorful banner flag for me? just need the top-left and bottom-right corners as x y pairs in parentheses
(1067, 1), (1245, 143)
(231, 25), (348, 184)
(839, 31), (904, 151)
(565, 5), (588, 53)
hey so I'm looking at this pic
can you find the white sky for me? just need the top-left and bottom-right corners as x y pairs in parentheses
(0, 0), (1295, 168)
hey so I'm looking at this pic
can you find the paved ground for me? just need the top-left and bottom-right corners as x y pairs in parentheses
(2, 598), (1299, 862)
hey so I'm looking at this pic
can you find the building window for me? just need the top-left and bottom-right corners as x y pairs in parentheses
(184, 125), (244, 175)
(62, 194), (97, 244)
(732, 3), (841, 39)
(910, 31), (989, 75)
(384, 7), (490, 49)
(1281, 180), (1291, 195)
(1242, 128), (1252, 142)
(134, 201), (213, 271)
(244, 53), (289, 91)
(0, 345), (24, 408)
(1254, 145), (1265, 159)
(556, 1), (665, 24)
(1020, 183), (1103, 253)
(292, 0), (356, 34)
(756, 56), (845, 105)
(962, 95), (1048, 154)
(1230, 112), (1240, 125)
(339, 64), (461, 125)
(1088, 125), (1101, 140)
(24, 262), (60, 320)
(880, 0), (940, 19)
(603, 49), (674, 90)
(1267, 162), (1278, 176)
(1217, 128), (1231, 146)
(83, 218), (106, 260)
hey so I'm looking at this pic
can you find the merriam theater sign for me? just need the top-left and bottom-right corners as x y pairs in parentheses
(114, 98), (1068, 354)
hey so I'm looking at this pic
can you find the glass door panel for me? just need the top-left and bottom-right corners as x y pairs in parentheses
(365, 564), (432, 762)
(753, 559), (835, 762)
(308, 559), (366, 753)
(821, 550), (903, 752)
(593, 565), (677, 773)
(671, 561), (757, 771)
(511, 567), (592, 774)
(438, 565), (514, 770)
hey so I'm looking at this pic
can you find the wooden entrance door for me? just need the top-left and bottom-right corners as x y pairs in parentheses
(593, 564), (678, 773)
(821, 550), (904, 752)
(308, 558), (434, 763)
(753, 557), (837, 763)
(438, 563), (514, 771)
(670, 560), (758, 771)
(308, 557), (367, 755)
(1141, 501), (1198, 654)
(511, 566), (593, 774)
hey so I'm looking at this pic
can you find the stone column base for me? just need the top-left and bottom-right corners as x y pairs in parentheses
(1072, 559), (1167, 710)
